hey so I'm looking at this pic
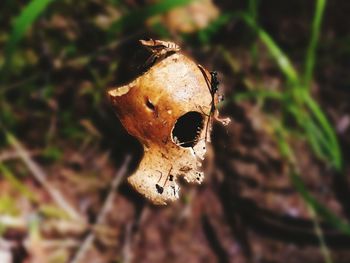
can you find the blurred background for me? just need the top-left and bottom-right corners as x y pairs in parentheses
(1, 0), (350, 262)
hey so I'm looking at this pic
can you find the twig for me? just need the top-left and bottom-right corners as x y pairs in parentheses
(0, 215), (26, 229)
(121, 222), (133, 263)
(0, 215), (91, 238)
(5, 132), (82, 221)
(69, 155), (131, 263)
(121, 201), (148, 263)
(0, 74), (38, 94)
(0, 149), (42, 162)
(23, 238), (80, 249)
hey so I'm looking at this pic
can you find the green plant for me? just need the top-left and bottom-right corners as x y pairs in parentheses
(197, 0), (350, 261)
(226, 1), (349, 261)
(1, 0), (54, 77)
(237, 0), (341, 170)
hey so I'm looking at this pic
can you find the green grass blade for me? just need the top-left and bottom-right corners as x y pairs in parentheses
(288, 103), (333, 162)
(303, 0), (327, 89)
(302, 115), (340, 167)
(2, 0), (54, 74)
(271, 118), (295, 161)
(109, 0), (193, 35)
(303, 93), (342, 170)
(248, 0), (259, 20)
(234, 90), (284, 101)
(240, 13), (299, 84)
(303, 117), (327, 159)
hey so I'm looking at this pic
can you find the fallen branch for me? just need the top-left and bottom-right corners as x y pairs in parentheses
(5, 132), (82, 221)
(0, 149), (41, 162)
(69, 155), (131, 263)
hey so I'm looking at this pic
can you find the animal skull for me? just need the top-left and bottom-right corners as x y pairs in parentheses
(107, 42), (227, 205)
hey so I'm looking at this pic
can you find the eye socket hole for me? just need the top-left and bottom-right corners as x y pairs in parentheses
(145, 98), (156, 111)
(172, 111), (204, 148)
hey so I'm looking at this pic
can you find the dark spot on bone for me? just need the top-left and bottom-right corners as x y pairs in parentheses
(169, 175), (174, 181)
(156, 184), (164, 194)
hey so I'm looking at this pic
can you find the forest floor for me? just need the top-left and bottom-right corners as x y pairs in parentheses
(1, 0), (350, 262)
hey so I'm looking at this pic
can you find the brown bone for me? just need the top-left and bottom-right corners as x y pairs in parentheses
(107, 44), (225, 205)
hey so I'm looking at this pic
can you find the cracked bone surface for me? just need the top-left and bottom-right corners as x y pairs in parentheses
(108, 46), (223, 205)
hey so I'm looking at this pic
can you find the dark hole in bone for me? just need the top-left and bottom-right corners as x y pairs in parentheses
(145, 98), (156, 111)
(172, 111), (204, 148)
